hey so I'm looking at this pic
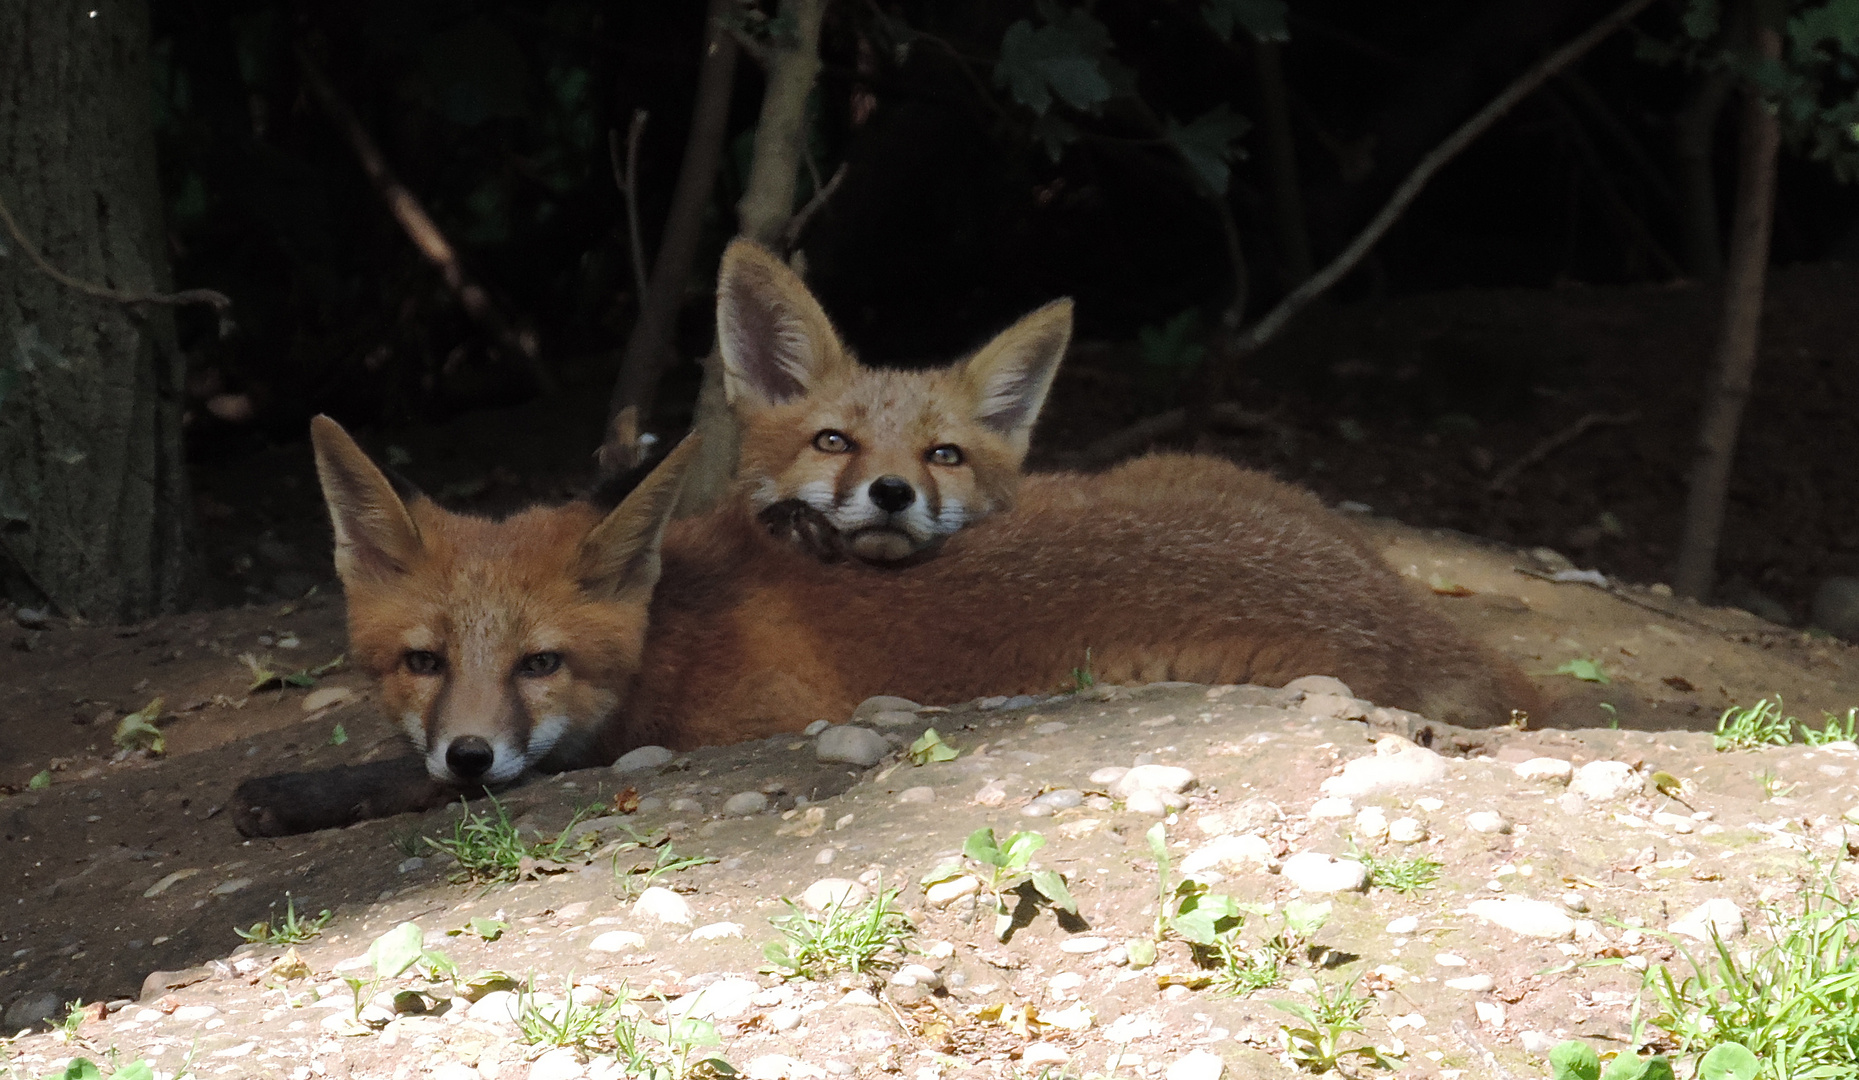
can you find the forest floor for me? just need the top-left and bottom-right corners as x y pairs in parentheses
(4, 267), (1859, 1078)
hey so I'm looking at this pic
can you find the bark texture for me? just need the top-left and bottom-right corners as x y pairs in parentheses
(0, 0), (194, 620)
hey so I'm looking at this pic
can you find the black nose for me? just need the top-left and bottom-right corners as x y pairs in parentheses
(446, 736), (495, 780)
(868, 475), (915, 513)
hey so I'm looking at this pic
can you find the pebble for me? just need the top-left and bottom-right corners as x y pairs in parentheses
(1521, 1031), (1561, 1055)
(1165, 1050), (1226, 1080)
(612, 746), (676, 774)
(588, 931), (646, 953)
(1653, 811), (1695, 834)
(803, 878), (870, 912)
(1446, 974), (1495, 992)
(837, 989), (883, 1008)
(529, 1047), (586, 1080)
(634, 886), (695, 926)
(896, 786), (935, 804)
(1385, 915), (1419, 935)
(925, 875), (981, 907)
(724, 791), (769, 816)
(174, 1004), (217, 1021)
(816, 725), (890, 767)
(803, 720), (830, 736)
(671, 977), (760, 1021)
(870, 710), (920, 728)
(1089, 766), (1129, 786)
(1300, 693), (1371, 721)
(1669, 899), (1745, 942)
(466, 991), (520, 1026)
(1562, 892), (1589, 913)
(973, 780), (1008, 807)
(1513, 757), (1575, 783)
(1281, 852), (1368, 893)
(1021, 789), (1084, 818)
(891, 964), (942, 989)
(768, 1008), (803, 1033)
(1284, 675), (1354, 697)
(1465, 811), (1511, 834)
(1318, 737), (1447, 797)
(814, 849), (836, 865)
(1002, 695), (1041, 710)
(852, 695), (922, 721)
(1476, 1001), (1506, 1028)
(1180, 834), (1277, 875)
(1308, 797), (1354, 819)
(3, 991), (63, 1031)
(688, 922), (744, 941)
(1058, 937), (1108, 954)
(1354, 807), (1389, 839)
(1571, 761), (1640, 801)
(746, 1055), (821, 1080)
(430, 1065), (481, 1080)
(1434, 953), (1468, 967)
(300, 685), (354, 712)
(397, 857), (425, 874)
(1022, 1044), (1071, 1069)
(1034, 721), (1069, 734)
(1387, 817), (1427, 843)
(669, 797), (704, 814)
(1468, 897), (1575, 940)
(1125, 790), (1171, 816)
(1112, 765), (1197, 799)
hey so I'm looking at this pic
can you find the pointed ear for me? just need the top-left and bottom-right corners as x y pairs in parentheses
(577, 433), (702, 602)
(716, 239), (851, 410)
(959, 298), (1073, 450)
(310, 415), (424, 583)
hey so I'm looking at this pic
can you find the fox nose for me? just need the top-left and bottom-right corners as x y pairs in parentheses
(445, 736), (496, 781)
(868, 475), (916, 513)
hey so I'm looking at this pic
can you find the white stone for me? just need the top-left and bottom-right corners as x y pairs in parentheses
(1285, 675), (1354, 698)
(466, 991), (520, 1026)
(588, 930), (646, 953)
(612, 746), (676, 774)
(1468, 897), (1576, 940)
(1354, 807), (1389, 838)
(1434, 953), (1468, 967)
(1165, 1050), (1226, 1080)
(767, 1008), (803, 1033)
(803, 878), (870, 912)
(896, 786), (935, 804)
(924, 875), (981, 907)
(745, 1055), (823, 1080)
(301, 685), (354, 712)
(1281, 852), (1367, 893)
(723, 791), (768, 816)
(803, 720), (829, 737)
(1388, 817), (1428, 843)
(1571, 761), (1640, 801)
(1319, 737), (1448, 797)
(1308, 797), (1354, 819)
(1059, 937), (1109, 954)
(430, 1064), (481, 1080)
(816, 725), (889, 767)
(670, 978), (759, 1021)
(1021, 1043), (1071, 1069)
(529, 1047), (586, 1080)
(1385, 916), (1419, 935)
(688, 922), (744, 941)
(174, 1004), (218, 1021)
(1513, 758), (1574, 784)
(1414, 797), (1444, 812)
(1654, 811), (1696, 834)
(1126, 790), (1170, 816)
(1112, 765), (1197, 798)
(891, 964), (942, 989)
(1669, 899), (1745, 943)
(1089, 766), (1129, 786)
(852, 695), (922, 721)
(1466, 810), (1511, 834)
(1520, 1031), (1561, 1055)
(1475, 1001), (1506, 1028)
(1300, 693), (1370, 721)
(1179, 834), (1277, 875)
(1446, 974), (1495, 992)
(634, 886), (694, 926)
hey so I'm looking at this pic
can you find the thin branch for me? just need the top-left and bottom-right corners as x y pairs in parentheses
(1486, 411), (1638, 493)
(1056, 403), (1293, 467)
(782, 162), (848, 254)
(0, 190), (231, 320)
(296, 49), (557, 394)
(609, 110), (651, 303)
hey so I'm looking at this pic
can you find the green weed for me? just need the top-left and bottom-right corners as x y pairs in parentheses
(1356, 848), (1442, 896)
(1068, 647), (1096, 692)
(234, 896), (332, 945)
(762, 886), (912, 980)
(610, 828), (718, 898)
(922, 827), (1075, 941)
(1270, 978), (1400, 1073)
(425, 796), (598, 885)
(1714, 698), (1798, 751)
(907, 728), (959, 765)
(1803, 707), (1859, 746)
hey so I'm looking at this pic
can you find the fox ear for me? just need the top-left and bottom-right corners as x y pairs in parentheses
(578, 433), (702, 602)
(959, 298), (1073, 450)
(716, 240), (850, 409)
(310, 415), (424, 583)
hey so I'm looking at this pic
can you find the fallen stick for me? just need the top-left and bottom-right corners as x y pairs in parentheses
(1487, 410), (1638, 493)
(609, 111), (651, 303)
(1056, 402), (1291, 467)
(0, 191), (230, 323)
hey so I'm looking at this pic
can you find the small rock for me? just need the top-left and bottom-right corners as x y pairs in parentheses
(973, 780), (1008, 807)
(1308, 797), (1354, 819)
(803, 878), (870, 912)
(1446, 974), (1495, 992)
(1125, 789), (1171, 816)
(1284, 675), (1354, 697)
(837, 989), (883, 1008)
(852, 695), (922, 721)
(1385, 916), (1419, 935)
(803, 720), (830, 736)
(814, 849), (835, 865)
(688, 922), (743, 941)
(1165, 1050), (1225, 1080)
(13, 607), (49, 630)
(1023, 789), (1083, 817)
(1653, 811), (1696, 834)
(1281, 852), (1367, 893)
(1572, 761), (1640, 801)
(816, 725), (889, 767)
(210, 878), (252, 896)
(589, 931), (645, 953)
(1300, 693), (1370, 721)
(635, 886), (694, 926)
(301, 685), (354, 712)
(1468, 897), (1575, 940)
(1465, 811), (1511, 834)
(467, 991), (520, 1026)
(1387, 817), (1427, 844)
(891, 964), (942, 989)
(1002, 694), (1040, 710)
(3, 990), (64, 1031)
(1475, 1000), (1506, 1028)
(871, 710), (920, 728)
(1112, 764), (1197, 798)
(1434, 953), (1468, 967)
(1059, 937), (1108, 954)
(896, 786), (935, 804)
(529, 1047), (586, 1080)
(1521, 1031), (1561, 1055)
(1022, 1044), (1071, 1069)
(1514, 758), (1575, 784)
(1319, 737), (1447, 797)
(746, 1055), (820, 1080)
(1088, 766), (1129, 786)
(1354, 807), (1389, 839)
(1034, 721), (1069, 734)
(1180, 834), (1277, 875)
(768, 1008), (803, 1033)
(671, 977), (759, 1021)
(925, 875), (981, 908)
(174, 1004), (217, 1021)
(1562, 892), (1590, 913)
(612, 746), (676, 774)
(721, 791), (768, 816)
(397, 857), (425, 874)
(431, 1064), (481, 1080)
(1669, 899), (1745, 942)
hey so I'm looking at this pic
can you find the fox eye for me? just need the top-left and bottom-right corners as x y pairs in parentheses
(927, 444), (964, 467)
(404, 650), (444, 675)
(519, 651), (563, 677)
(812, 430), (854, 454)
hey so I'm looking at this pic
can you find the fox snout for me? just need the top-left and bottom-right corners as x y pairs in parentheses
(868, 475), (916, 513)
(444, 735), (497, 781)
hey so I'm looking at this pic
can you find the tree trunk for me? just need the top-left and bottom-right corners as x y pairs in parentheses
(1253, 38), (1312, 287)
(677, 0), (829, 517)
(0, 0), (195, 621)
(1672, 21), (1782, 602)
(608, 0), (741, 423)
(1673, 70), (1731, 280)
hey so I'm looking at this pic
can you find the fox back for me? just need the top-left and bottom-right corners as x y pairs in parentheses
(717, 241), (1072, 563)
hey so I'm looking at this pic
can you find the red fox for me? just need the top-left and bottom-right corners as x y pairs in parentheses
(232, 417), (1537, 835)
(718, 241), (1072, 563)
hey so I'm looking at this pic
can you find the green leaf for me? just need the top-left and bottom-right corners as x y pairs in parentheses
(1282, 898), (1332, 938)
(50, 1061), (103, 1080)
(908, 728), (959, 765)
(1698, 1044), (1760, 1080)
(993, 4), (1117, 116)
(1145, 823), (1170, 875)
(1601, 1055), (1673, 1080)
(1549, 1041), (1602, 1080)
(1000, 830), (1048, 870)
(920, 860), (966, 886)
(329, 724), (349, 746)
(113, 1063), (157, 1080)
(1170, 891), (1241, 945)
(1137, 311), (1207, 370)
(113, 697), (166, 755)
(1554, 658), (1610, 684)
(28, 769), (50, 790)
(467, 917), (508, 941)
(993, 909), (1015, 941)
(1202, 0), (1288, 42)
(367, 921), (426, 978)
(1029, 869), (1076, 912)
(1164, 105), (1252, 194)
(963, 827), (1005, 867)
(668, 1016), (721, 1048)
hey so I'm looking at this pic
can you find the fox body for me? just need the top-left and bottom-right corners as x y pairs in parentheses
(718, 241), (1072, 563)
(236, 417), (1533, 840)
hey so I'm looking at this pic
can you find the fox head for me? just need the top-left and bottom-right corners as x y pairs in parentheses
(716, 240), (1072, 563)
(309, 416), (698, 786)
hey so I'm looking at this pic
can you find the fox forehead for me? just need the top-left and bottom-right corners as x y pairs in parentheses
(776, 367), (989, 446)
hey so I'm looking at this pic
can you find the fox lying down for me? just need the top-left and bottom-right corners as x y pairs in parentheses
(232, 413), (1536, 835)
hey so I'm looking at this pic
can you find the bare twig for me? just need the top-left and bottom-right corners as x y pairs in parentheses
(609, 110), (652, 303)
(296, 49), (557, 394)
(1055, 403), (1293, 468)
(1487, 411), (1638, 493)
(782, 162), (848, 254)
(0, 191), (231, 320)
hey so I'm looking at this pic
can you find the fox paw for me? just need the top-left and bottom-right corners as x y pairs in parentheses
(758, 500), (850, 564)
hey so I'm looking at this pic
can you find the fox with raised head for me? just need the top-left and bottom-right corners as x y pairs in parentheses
(718, 241), (1072, 563)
